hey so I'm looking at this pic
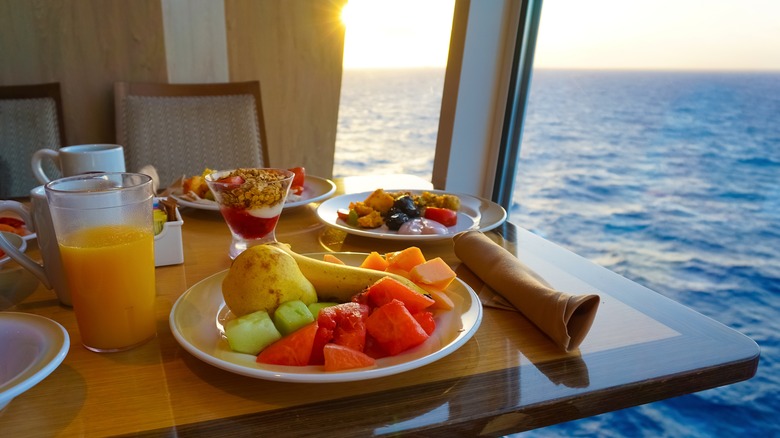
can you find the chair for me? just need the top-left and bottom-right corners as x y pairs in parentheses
(114, 81), (270, 188)
(0, 83), (66, 198)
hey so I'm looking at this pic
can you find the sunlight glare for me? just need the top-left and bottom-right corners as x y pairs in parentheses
(340, 0), (455, 69)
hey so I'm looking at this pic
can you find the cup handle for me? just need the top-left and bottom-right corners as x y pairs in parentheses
(0, 232), (52, 289)
(31, 148), (60, 184)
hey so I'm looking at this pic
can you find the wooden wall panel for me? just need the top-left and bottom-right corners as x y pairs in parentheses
(225, 0), (347, 178)
(162, 0), (229, 83)
(1, 0), (345, 179)
(0, 0), (167, 146)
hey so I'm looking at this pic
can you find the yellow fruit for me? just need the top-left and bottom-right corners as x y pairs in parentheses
(221, 244), (317, 317)
(270, 242), (428, 303)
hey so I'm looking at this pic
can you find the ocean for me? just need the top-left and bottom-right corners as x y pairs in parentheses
(334, 68), (779, 436)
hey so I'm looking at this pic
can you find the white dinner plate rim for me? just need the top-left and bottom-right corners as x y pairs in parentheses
(168, 253), (482, 383)
(0, 312), (70, 409)
(316, 189), (507, 241)
(170, 175), (336, 211)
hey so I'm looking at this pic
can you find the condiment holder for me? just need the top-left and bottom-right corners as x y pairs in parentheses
(153, 198), (184, 267)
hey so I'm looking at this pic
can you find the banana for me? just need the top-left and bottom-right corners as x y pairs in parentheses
(269, 242), (428, 302)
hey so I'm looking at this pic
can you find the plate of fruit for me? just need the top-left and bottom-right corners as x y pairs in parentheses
(169, 244), (482, 382)
(316, 189), (507, 241)
(170, 167), (336, 211)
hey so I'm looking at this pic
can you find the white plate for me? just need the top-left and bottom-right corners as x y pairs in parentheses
(169, 253), (482, 383)
(170, 175), (337, 211)
(316, 189), (507, 241)
(0, 312), (69, 410)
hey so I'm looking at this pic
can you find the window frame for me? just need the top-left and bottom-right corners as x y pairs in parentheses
(433, 0), (542, 210)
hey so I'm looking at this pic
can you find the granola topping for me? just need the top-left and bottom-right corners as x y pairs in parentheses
(209, 168), (291, 210)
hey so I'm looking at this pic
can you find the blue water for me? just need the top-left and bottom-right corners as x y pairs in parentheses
(335, 68), (780, 436)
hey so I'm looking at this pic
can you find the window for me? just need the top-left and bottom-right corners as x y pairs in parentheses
(334, 0), (455, 180)
(512, 1), (778, 436)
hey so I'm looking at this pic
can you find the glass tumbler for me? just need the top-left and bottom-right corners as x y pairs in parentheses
(45, 172), (157, 352)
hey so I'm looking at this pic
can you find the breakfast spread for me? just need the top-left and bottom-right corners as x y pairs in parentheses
(337, 188), (460, 234)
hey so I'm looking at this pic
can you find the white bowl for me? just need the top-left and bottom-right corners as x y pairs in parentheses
(0, 231), (28, 268)
(0, 312), (69, 410)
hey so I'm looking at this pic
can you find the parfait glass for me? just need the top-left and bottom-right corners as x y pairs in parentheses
(205, 168), (294, 259)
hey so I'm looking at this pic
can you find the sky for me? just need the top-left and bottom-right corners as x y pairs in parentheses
(341, 0), (780, 71)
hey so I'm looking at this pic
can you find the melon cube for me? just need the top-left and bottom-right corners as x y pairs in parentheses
(308, 302), (339, 318)
(224, 310), (282, 355)
(273, 300), (315, 336)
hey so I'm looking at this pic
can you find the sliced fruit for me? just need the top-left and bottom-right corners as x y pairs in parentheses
(412, 311), (436, 335)
(257, 321), (318, 366)
(384, 265), (412, 279)
(289, 167), (306, 195)
(318, 302), (370, 353)
(272, 300), (315, 336)
(359, 251), (389, 271)
(366, 276), (435, 314)
(308, 302), (339, 318)
(409, 257), (457, 290)
(323, 343), (376, 371)
(323, 254), (346, 264)
(224, 310), (282, 355)
(385, 246), (426, 272)
(365, 299), (429, 356)
(423, 207), (458, 227)
(424, 288), (455, 311)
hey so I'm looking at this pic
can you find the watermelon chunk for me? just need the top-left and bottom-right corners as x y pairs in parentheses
(323, 343), (376, 371)
(365, 299), (429, 355)
(309, 302), (369, 364)
(412, 311), (436, 335)
(366, 276), (435, 313)
(257, 321), (318, 366)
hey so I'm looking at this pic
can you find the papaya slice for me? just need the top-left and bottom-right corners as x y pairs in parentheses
(360, 251), (389, 271)
(409, 257), (456, 290)
(323, 253), (346, 264)
(385, 246), (426, 272)
(366, 276), (435, 313)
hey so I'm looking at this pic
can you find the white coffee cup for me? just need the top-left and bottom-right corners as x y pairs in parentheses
(0, 186), (72, 306)
(31, 144), (126, 184)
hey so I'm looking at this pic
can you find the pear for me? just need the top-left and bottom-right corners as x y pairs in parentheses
(222, 244), (317, 317)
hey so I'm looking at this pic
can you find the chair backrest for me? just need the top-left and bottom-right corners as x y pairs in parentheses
(0, 83), (66, 198)
(114, 81), (270, 188)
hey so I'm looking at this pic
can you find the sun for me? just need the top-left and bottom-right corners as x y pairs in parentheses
(339, 0), (455, 69)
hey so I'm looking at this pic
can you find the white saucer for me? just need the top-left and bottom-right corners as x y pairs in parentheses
(0, 312), (69, 410)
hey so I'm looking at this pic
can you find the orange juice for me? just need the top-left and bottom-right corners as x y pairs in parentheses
(60, 225), (156, 351)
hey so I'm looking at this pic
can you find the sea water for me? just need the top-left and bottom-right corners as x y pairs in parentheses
(335, 68), (779, 436)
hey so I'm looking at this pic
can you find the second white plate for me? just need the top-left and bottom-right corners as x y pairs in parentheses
(316, 189), (507, 241)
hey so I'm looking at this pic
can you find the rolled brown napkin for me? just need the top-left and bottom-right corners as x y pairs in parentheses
(453, 230), (600, 352)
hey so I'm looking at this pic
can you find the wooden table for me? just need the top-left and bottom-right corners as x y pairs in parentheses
(0, 175), (759, 437)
